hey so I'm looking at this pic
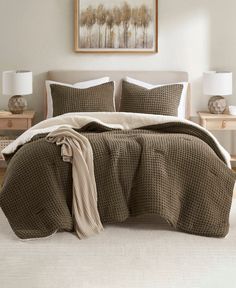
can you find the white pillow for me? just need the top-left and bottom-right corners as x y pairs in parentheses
(46, 77), (110, 118)
(125, 77), (189, 119)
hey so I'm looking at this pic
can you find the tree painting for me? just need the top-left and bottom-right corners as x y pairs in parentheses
(75, 0), (157, 52)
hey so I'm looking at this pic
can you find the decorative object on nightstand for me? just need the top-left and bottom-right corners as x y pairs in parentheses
(2, 70), (33, 114)
(198, 112), (236, 162)
(203, 71), (232, 114)
(229, 106), (236, 116)
(0, 110), (12, 116)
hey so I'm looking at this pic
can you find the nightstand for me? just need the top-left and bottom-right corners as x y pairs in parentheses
(0, 110), (35, 130)
(0, 110), (35, 163)
(198, 112), (236, 162)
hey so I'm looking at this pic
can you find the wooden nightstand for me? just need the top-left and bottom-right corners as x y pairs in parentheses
(0, 110), (35, 163)
(198, 112), (236, 162)
(0, 110), (35, 130)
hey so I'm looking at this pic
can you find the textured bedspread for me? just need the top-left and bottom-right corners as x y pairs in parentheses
(0, 115), (235, 239)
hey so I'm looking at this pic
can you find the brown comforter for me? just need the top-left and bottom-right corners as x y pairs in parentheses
(0, 122), (235, 239)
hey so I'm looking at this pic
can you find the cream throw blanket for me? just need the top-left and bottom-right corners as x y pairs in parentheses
(46, 127), (104, 239)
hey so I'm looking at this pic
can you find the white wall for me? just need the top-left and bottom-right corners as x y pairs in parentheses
(0, 0), (236, 122)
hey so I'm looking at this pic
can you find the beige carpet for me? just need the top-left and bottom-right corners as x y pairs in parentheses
(0, 202), (236, 288)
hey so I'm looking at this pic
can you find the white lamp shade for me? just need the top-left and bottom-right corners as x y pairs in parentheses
(203, 71), (232, 96)
(2, 70), (32, 95)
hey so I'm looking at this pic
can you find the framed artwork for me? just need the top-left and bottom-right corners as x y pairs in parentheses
(74, 0), (158, 53)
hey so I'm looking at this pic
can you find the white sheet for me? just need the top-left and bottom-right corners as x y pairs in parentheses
(2, 112), (231, 168)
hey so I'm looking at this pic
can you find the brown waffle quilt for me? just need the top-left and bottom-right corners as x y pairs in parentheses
(0, 114), (235, 239)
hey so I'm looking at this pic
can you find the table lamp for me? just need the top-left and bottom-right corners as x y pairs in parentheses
(203, 71), (232, 114)
(2, 70), (32, 114)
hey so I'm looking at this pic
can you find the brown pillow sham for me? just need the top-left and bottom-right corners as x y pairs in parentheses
(51, 82), (115, 116)
(120, 81), (183, 116)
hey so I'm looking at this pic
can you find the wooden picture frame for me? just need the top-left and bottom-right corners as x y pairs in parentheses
(74, 0), (158, 53)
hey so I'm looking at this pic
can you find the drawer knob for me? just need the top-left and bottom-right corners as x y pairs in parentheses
(7, 120), (13, 128)
(222, 120), (227, 129)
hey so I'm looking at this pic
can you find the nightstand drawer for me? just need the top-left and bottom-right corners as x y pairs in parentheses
(205, 119), (236, 130)
(0, 118), (28, 130)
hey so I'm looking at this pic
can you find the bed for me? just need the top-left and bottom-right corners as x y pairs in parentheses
(0, 70), (235, 240)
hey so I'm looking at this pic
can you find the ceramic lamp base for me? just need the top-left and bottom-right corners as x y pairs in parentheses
(208, 96), (227, 114)
(8, 95), (27, 114)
